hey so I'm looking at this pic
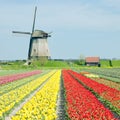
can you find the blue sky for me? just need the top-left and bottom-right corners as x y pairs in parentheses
(0, 0), (120, 60)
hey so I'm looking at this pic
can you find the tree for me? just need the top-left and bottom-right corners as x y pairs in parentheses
(109, 60), (112, 67)
(79, 54), (85, 65)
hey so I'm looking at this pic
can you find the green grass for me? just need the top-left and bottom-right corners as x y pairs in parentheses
(100, 60), (120, 67)
(112, 60), (120, 67)
(31, 60), (71, 69)
(100, 60), (110, 67)
(0, 59), (120, 70)
(0, 60), (72, 70)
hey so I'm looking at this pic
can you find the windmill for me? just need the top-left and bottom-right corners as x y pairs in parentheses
(13, 6), (51, 61)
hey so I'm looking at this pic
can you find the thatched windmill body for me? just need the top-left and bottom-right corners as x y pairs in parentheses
(13, 7), (51, 60)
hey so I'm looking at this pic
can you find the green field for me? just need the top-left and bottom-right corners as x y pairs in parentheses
(0, 59), (120, 70)
(100, 59), (120, 67)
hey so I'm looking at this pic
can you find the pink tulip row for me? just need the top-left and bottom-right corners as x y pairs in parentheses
(68, 70), (120, 111)
(62, 70), (117, 120)
(0, 70), (41, 85)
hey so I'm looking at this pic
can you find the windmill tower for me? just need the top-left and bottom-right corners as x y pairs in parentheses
(13, 7), (51, 60)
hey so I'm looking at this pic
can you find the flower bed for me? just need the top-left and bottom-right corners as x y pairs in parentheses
(0, 70), (41, 85)
(69, 70), (120, 115)
(11, 70), (61, 120)
(0, 69), (119, 119)
(62, 70), (117, 119)
(0, 71), (55, 119)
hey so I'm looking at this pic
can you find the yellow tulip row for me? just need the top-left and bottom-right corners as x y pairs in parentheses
(0, 70), (55, 119)
(11, 70), (61, 120)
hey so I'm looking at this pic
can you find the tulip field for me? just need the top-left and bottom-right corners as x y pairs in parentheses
(0, 69), (120, 120)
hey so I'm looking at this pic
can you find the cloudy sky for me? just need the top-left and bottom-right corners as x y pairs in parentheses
(0, 0), (120, 60)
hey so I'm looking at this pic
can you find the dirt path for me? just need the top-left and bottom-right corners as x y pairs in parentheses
(56, 77), (68, 120)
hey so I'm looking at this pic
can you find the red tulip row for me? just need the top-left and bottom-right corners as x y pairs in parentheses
(68, 70), (120, 111)
(0, 70), (41, 85)
(62, 70), (117, 120)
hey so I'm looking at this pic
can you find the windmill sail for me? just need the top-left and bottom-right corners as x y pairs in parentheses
(28, 6), (37, 60)
(32, 6), (37, 33)
(12, 31), (31, 35)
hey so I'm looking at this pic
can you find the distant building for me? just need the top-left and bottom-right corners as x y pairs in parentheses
(85, 57), (100, 67)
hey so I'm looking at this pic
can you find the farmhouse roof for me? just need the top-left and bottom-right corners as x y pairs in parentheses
(85, 57), (100, 63)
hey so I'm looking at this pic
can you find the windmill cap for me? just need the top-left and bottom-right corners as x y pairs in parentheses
(32, 30), (49, 38)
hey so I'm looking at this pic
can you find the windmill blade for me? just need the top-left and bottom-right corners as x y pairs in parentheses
(32, 6), (37, 33)
(48, 31), (53, 34)
(12, 31), (31, 35)
(28, 6), (37, 60)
